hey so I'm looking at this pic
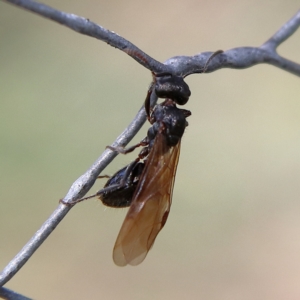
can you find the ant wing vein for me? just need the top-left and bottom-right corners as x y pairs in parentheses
(113, 132), (181, 266)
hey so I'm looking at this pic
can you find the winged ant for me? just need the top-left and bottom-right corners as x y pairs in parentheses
(62, 91), (191, 266)
(61, 50), (222, 265)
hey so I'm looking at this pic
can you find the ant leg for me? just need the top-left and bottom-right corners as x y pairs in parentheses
(97, 175), (110, 179)
(106, 138), (148, 154)
(154, 72), (173, 77)
(59, 184), (123, 206)
(59, 160), (140, 207)
(144, 80), (155, 120)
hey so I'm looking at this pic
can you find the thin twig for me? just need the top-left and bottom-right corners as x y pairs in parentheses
(2, 1), (300, 77)
(263, 10), (300, 49)
(0, 287), (32, 300)
(0, 0), (300, 291)
(162, 10), (300, 76)
(1, 0), (168, 74)
(0, 94), (157, 287)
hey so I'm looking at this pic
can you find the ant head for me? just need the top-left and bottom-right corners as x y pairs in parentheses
(154, 73), (191, 105)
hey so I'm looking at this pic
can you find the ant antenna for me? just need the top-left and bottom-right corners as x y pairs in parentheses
(202, 50), (223, 73)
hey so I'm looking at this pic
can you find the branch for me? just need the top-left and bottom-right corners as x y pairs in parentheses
(2, 0), (300, 77)
(167, 10), (300, 77)
(1, 0), (300, 292)
(0, 287), (32, 300)
(2, 0), (168, 74)
(0, 92), (158, 287)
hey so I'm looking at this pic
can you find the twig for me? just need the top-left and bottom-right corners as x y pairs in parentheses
(0, 0), (300, 291)
(1, 0), (167, 74)
(0, 95), (156, 286)
(2, 1), (300, 77)
(0, 287), (32, 300)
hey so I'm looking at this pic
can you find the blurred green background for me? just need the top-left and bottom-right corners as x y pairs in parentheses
(1, 1), (300, 299)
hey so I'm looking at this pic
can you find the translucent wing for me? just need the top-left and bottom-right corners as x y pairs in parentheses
(113, 132), (181, 266)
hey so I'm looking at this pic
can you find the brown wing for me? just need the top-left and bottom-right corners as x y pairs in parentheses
(113, 132), (181, 266)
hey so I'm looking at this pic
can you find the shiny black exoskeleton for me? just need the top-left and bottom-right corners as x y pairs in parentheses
(154, 74), (191, 105)
(147, 99), (191, 149)
(100, 99), (191, 203)
(64, 99), (191, 207)
(144, 73), (191, 118)
(92, 99), (191, 208)
(99, 161), (144, 207)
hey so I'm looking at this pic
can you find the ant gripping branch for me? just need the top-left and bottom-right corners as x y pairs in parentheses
(61, 50), (222, 266)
